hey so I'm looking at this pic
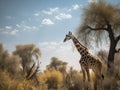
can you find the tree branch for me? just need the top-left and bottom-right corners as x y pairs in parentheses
(115, 48), (120, 53)
(27, 66), (39, 80)
(115, 35), (120, 43)
(26, 62), (35, 79)
(87, 25), (107, 31)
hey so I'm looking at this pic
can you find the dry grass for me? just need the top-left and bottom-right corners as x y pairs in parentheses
(0, 43), (120, 90)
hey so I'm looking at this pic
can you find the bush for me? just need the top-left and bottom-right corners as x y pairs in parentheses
(40, 69), (63, 89)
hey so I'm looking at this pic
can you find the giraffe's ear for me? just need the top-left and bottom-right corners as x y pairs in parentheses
(68, 31), (72, 35)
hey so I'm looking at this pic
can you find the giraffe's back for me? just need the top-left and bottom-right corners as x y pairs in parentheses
(80, 54), (102, 70)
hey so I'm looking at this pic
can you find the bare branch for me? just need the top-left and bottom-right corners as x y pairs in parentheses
(26, 62), (35, 79)
(87, 25), (107, 31)
(27, 66), (39, 80)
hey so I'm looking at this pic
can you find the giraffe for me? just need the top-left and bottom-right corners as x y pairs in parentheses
(63, 31), (104, 90)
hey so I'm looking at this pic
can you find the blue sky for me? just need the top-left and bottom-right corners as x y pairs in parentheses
(0, 0), (83, 43)
(0, 0), (119, 70)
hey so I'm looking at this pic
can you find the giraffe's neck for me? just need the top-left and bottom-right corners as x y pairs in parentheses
(72, 36), (88, 56)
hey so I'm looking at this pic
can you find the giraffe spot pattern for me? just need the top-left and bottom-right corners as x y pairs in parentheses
(68, 34), (103, 83)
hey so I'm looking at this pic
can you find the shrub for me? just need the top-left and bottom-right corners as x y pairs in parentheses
(40, 69), (63, 89)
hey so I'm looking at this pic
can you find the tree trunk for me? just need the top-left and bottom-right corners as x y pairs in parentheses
(107, 42), (116, 75)
(107, 25), (116, 75)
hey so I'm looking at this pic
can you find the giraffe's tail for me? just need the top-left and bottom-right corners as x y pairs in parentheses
(101, 74), (104, 80)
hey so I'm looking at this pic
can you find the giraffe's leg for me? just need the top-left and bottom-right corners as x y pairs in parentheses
(94, 74), (98, 90)
(85, 68), (92, 90)
(96, 74), (102, 90)
(81, 67), (86, 90)
(98, 71), (103, 90)
(93, 68), (99, 90)
(86, 68), (90, 82)
(81, 67), (86, 82)
(93, 67), (103, 90)
(96, 65), (103, 90)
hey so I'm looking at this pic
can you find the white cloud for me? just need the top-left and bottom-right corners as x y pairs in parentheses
(1, 26), (18, 35)
(88, 0), (98, 3)
(34, 13), (40, 16)
(16, 24), (21, 28)
(66, 4), (84, 12)
(0, 26), (19, 35)
(41, 18), (54, 25)
(16, 21), (39, 32)
(0, 21), (39, 35)
(50, 7), (59, 13)
(5, 26), (12, 29)
(42, 11), (52, 15)
(55, 13), (72, 20)
(22, 25), (38, 31)
(72, 4), (79, 10)
(42, 7), (59, 15)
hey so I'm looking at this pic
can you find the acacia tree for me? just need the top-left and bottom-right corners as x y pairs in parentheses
(47, 57), (67, 73)
(76, 1), (120, 74)
(0, 44), (21, 76)
(13, 44), (41, 79)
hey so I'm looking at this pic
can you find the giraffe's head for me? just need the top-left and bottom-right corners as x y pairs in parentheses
(63, 31), (73, 42)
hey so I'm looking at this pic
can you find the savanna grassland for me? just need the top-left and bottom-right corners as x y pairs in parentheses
(0, 1), (120, 90)
(0, 43), (120, 90)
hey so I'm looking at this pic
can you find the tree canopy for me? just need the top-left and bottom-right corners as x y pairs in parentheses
(76, 0), (120, 46)
(13, 44), (41, 72)
(76, 0), (120, 74)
